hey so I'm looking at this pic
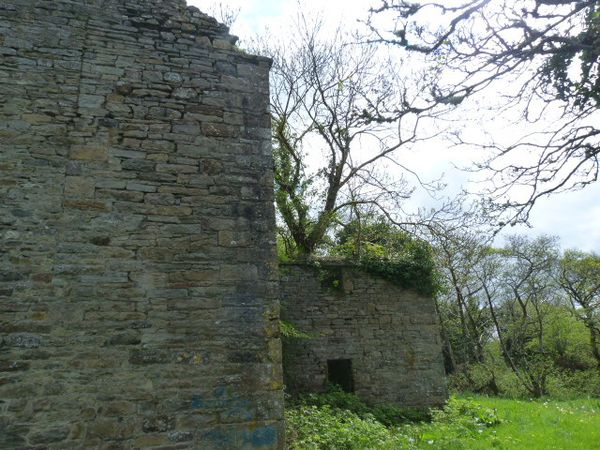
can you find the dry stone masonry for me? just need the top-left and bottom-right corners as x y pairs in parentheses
(0, 1), (283, 448)
(280, 262), (447, 408)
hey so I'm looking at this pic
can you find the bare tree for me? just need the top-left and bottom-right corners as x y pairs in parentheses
(368, 0), (600, 225)
(203, 1), (240, 28)
(255, 15), (457, 255)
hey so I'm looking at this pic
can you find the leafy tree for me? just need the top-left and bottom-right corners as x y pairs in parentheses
(544, 304), (596, 370)
(368, 0), (600, 224)
(558, 250), (600, 367)
(431, 229), (493, 373)
(435, 232), (564, 396)
(491, 235), (561, 396)
(432, 230), (599, 395)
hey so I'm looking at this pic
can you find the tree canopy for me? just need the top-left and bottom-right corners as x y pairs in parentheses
(369, 0), (600, 224)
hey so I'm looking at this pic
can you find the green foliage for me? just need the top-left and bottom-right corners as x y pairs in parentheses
(287, 393), (600, 449)
(285, 392), (503, 449)
(333, 218), (442, 297)
(285, 405), (408, 449)
(560, 250), (600, 291)
(448, 308), (595, 398)
(294, 387), (431, 426)
(280, 320), (312, 339)
(545, 306), (596, 370)
(546, 369), (600, 399)
(295, 388), (372, 415)
(372, 403), (432, 427)
(542, 3), (600, 109)
(449, 360), (600, 400)
(558, 249), (600, 367)
(315, 266), (344, 292)
(360, 251), (440, 297)
(272, 117), (319, 257)
(430, 397), (500, 428)
(437, 233), (600, 397)
(276, 234), (294, 263)
(449, 361), (526, 398)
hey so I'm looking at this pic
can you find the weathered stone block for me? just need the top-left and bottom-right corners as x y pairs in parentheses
(27, 426), (70, 445)
(70, 145), (109, 161)
(142, 416), (175, 433)
(104, 330), (141, 346)
(65, 176), (95, 198)
(147, 106), (183, 120)
(121, 159), (155, 172)
(202, 122), (238, 138)
(173, 87), (197, 99)
(78, 94), (105, 109)
(126, 181), (157, 193)
(3, 333), (42, 348)
(63, 199), (109, 211)
(129, 349), (170, 365)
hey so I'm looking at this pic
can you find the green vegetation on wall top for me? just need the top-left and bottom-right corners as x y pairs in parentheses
(279, 218), (442, 298)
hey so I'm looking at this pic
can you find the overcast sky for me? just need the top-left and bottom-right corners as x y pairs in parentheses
(190, 0), (600, 253)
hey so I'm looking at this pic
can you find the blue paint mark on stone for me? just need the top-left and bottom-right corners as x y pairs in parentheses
(222, 401), (255, 421)
(200, 428), (235, 448)
(191, 394), (204, 409)
(213, 386), (227, 398)
(241, 425), (279, 447)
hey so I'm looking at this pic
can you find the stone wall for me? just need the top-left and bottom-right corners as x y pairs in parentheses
(280, 262), (447, 408)
(0, 1), (283, 448)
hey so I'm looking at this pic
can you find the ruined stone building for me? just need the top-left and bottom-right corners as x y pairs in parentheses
(281, 262), (447, 408)
(0, 1), (283, 448)
(0, 1), (447, 449)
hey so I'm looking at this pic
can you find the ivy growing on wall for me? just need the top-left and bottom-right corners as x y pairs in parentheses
(280, 320), (312, 339)
(278, 217), (442, 297)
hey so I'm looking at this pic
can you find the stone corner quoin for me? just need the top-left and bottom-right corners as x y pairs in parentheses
(0, 0), (283, 448)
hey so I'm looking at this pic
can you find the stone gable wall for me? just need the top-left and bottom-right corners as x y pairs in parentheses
(280, 263), (447, 408)
(0, 1), (283, 448)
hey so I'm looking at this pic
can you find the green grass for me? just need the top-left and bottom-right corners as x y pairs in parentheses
(457, 396), (600, 450)
(286, 394), (600, 449)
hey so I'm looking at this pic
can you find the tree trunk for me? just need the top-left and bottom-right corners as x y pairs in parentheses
(434, 298), (457, 374)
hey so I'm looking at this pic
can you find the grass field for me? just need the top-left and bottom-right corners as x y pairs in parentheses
(415, 396), (600, 449)
(286, 395), (600, 449)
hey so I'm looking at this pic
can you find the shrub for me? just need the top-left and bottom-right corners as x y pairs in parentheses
(285, 405), (410, 450)
(450, 360), (600, 399)
(448, 362), (529, 398)
(430, 397), (501, 428)
(295, 388), (371, 416)
(285, 393), (502, 449)
(371, 403), (431, 426)
(295, 387), (430, 426)
(547, 369), (600, 399)
(332, 218), (442, 297)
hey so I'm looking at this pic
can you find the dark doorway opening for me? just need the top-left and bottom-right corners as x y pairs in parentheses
(327, 359), (354, 393)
